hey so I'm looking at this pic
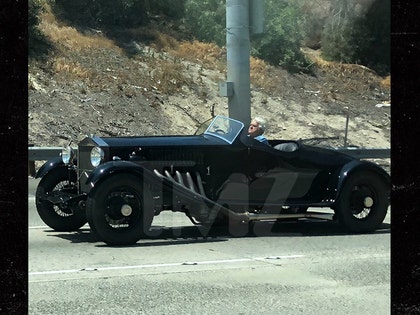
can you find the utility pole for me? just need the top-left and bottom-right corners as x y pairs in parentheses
(219, 0), (264, 124)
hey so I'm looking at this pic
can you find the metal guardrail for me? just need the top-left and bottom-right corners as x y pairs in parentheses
(28, 146), (76, 161)
(335, 148), (390, 159)
(28, 147), (77, 176)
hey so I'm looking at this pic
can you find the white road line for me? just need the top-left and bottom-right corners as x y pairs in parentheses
(29, 223), (90, 229)
(29, 255), (305, 276)
(29, 226), (49, 229)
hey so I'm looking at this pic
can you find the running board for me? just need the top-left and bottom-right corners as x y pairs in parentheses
(247, 212), (334, 221)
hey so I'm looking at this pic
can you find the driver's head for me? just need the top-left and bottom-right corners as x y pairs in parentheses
(248, 116), (266, 138)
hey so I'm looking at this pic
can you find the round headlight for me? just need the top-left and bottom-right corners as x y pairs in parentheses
(61, 146), (75, 164)
(90, 147), (105, 167)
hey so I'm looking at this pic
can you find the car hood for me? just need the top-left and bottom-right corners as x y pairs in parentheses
(80, 134), (229, 148)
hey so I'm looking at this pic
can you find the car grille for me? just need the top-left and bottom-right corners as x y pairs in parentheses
(77, 144), (95, 193)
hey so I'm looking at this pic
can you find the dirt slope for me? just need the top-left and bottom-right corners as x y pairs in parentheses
(28, 12), (390, 169)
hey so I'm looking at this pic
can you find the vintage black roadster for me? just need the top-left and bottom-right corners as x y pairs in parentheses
(35, 115), (390, 245)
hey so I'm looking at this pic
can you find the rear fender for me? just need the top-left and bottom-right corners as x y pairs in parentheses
(35, 157), (64, 179)
(331, 160), (390, 206)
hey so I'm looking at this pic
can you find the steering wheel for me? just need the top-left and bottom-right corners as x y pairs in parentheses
(214, 129), (226, 135)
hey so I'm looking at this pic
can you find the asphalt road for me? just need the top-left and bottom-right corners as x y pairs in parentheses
(29, 178), (391, 315)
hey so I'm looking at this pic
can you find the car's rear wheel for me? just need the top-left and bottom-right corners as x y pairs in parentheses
(86, 174), (153, 245)
(336, 171), (389, 232)
(36, 167), (87, 231)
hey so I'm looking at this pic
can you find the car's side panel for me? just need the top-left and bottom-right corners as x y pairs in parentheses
(248, 168), (321, 202)
(245, 142), (335, 206)
(201, 145), (249, 200)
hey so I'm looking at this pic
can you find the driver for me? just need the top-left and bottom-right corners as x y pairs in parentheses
(248, 116), (269, 145)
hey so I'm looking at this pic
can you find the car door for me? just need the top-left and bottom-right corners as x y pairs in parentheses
(246, 140), (320, 206)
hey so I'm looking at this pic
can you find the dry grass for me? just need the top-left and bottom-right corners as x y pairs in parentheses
(149, 59), (193, 94)
(35, 7), (389, 101)
(36, 7), (124, 84)
(381, 76), (391, 89)
(38, 8), (122, 53)
(37, 10), (194, 94)
(300, 47), (389, 98)
(173, 41), (281, 92)
(122, 27), (179, 51)
(303, 47), (378, 77)
(52, 57), (91, 79)
(250, 57), (281, 92)
(301, 47), (376, 74)
(153, 33), (180, 51)
(36, 6), (284, 95)
(173, 41), (226, 71)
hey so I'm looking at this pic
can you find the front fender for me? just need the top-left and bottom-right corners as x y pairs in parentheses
(35, 157), (64, 178)
(86, 161), (161, 192)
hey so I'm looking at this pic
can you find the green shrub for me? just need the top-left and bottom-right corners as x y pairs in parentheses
(321, 0), (390, 75)
(183, 0), (226, 46)
(149, 0), (185, 19)
(352, 0), (390, 75)
(51, 0), (149, 28)
(253, 0), (311, 73)
(29, 0), (52, 58)
(51, 0), (186, 29)
(184, 0), (311, 73)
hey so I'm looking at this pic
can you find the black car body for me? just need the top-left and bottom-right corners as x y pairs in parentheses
(35, 116), (390, 245)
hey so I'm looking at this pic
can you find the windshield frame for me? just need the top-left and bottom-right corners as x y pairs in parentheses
(203, 115), (244, 144)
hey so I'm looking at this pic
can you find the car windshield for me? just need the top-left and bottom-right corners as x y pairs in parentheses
(203, 115), (244, 144)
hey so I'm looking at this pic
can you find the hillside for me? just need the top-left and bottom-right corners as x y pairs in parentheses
(28, 9), (390, 167)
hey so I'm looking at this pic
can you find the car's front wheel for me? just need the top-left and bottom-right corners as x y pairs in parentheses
(36, 167), (87, 231)
(86, 174), (153, 245)
(335, 171), (389, 233)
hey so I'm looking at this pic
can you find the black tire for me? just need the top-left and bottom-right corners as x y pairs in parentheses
(336, 171), (389, 233)
(86, 174), (154, 245)
(36, 167), (87, 231)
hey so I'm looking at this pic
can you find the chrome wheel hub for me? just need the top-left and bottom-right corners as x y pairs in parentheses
(121, 204), (133, 216)
(364, 196), (374, 208)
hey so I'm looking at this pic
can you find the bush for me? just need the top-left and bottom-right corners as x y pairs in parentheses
(148, 0), (185, 19)
(183, 0), (311, 73)
(352, 0), (390, 75)
(183, 0), (226, 46)
(321, 0), (390, 75)
(51, 0), (149, 28)
(51, 0), (186, 29)
(252, 0), (311, 73)
(29, 0), (52, 58)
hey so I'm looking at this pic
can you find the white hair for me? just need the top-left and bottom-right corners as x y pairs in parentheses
(253, 116), (267, 132)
